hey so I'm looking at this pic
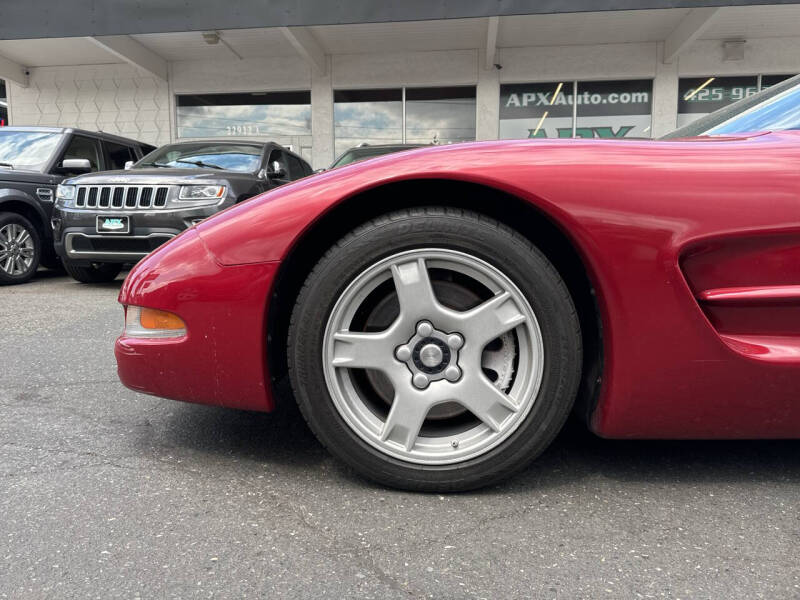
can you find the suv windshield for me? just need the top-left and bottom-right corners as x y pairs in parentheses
(662, 74), (800, 139)
(0, 130), (64, 171)
(139, 143), (263, 172)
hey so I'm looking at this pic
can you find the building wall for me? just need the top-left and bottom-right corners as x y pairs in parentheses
(6, 36), (799, 168)
(7, 64), (170, 146)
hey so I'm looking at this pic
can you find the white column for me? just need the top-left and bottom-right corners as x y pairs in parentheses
(311, 56), (333, 169)
(476, 64), (500, 141)
(651, 42), (679, 138)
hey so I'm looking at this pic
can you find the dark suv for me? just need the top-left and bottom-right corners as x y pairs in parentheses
(52, 140), (312, 283)
(0, 127), (154, 285)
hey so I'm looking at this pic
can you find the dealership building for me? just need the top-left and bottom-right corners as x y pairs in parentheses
(0, 1), (798, 168)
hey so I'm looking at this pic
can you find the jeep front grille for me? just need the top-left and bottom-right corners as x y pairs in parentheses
(75, 185), (172, 210)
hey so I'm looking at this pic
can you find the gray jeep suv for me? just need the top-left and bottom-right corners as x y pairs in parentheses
(52, 140), (311, 283)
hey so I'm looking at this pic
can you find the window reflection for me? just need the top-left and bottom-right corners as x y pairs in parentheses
(333, 89), (403, 157)
(709, 83), (800, 134)
(176, 92), (311, 138)
(333, 87), (476, 156)
(140, 142), (263, 172)
(405, 87), (476, 145)
(0, 131), (63, 171)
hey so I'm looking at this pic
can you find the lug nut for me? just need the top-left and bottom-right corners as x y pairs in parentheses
(446, 333), (464, 350)
(395, 345), (411, 362)
(444, 366), (461, 382)
(412, 373), (429, 389)
(416, 321), (433, 337)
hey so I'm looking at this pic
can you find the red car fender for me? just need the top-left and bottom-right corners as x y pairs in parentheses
(126, 133), (800, 438)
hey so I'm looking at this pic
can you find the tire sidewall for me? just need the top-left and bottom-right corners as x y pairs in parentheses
(0, 212), (41, 285)
(289, 209), (582, 491)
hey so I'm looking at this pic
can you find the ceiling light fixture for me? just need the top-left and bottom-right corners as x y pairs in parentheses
(723, 39), (746, 62)
(202, 30), (243, 60)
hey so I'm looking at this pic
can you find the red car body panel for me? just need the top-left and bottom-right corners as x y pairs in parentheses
(116, 132), (800, 439)
(117, 230), (278, 411)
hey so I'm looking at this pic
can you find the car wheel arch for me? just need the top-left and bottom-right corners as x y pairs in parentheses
(0, 197), (49, 244)
(265, 178), (606, 426)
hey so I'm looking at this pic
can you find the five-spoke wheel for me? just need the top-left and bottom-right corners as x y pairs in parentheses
(323, 249), (544, 464)
(289, 208), (581, 491)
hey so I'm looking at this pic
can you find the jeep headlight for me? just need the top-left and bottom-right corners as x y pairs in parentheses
(178, 185), (226, 200)
(55, 184), (76, 207)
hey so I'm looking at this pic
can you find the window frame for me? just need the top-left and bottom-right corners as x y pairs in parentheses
(53, 133), (104, 174)
(102, 139), (138, 171)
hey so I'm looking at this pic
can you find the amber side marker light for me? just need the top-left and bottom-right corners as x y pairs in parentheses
(124, 306), (187, 338)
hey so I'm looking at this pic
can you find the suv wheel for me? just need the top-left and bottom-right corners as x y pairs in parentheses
(0, 212), (40, 285)
(62, 260), (122, 284)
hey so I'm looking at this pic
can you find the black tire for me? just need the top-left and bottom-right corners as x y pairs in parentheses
(0, 211), (41, 285)
(62, 259), (122, 283)
(288, 207), (582, 492)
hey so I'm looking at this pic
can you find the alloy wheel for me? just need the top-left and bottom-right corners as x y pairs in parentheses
(0, 223), (36, 276)
(323, 248), (545, 465)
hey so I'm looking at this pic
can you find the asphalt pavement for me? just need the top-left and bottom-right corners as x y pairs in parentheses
(1, 270), (799, 599)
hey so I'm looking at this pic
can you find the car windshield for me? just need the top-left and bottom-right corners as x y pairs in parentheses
(138, 142), (263, 172)
(0, 130), (64, 171)
(662, 74), (800, 138)
(331, 145), (420, 168)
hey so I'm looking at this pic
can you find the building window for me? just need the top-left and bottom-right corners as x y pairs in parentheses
(333, 89), (403, 157)
(405, 87), (476, 145)
(677, 74), (796, 127)
(499, 79), (653, 139)
(0, 80), (7, 126)
(176, 91), (311, 139)
(333, 86), (476, 158)
(500, 80), (653, 139)
(575, 80), (652, 138)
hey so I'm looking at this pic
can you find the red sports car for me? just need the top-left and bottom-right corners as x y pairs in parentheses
(116, 75), (800, 491)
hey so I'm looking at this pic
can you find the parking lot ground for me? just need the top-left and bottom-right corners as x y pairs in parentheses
(1, 271), (799, 599)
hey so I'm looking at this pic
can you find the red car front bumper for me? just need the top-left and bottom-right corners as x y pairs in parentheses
(114, 229), (279, 412)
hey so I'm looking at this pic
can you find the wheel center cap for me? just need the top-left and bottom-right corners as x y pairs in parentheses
(395, 321), (465, 389)
(419, 343), (443, 368)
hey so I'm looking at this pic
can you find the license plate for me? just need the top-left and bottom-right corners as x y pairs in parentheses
(96, 215), (130, 234)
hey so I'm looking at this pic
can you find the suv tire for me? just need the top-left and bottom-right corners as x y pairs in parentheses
(62, 260), (122, 284)
(0, 212), (41, 285)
